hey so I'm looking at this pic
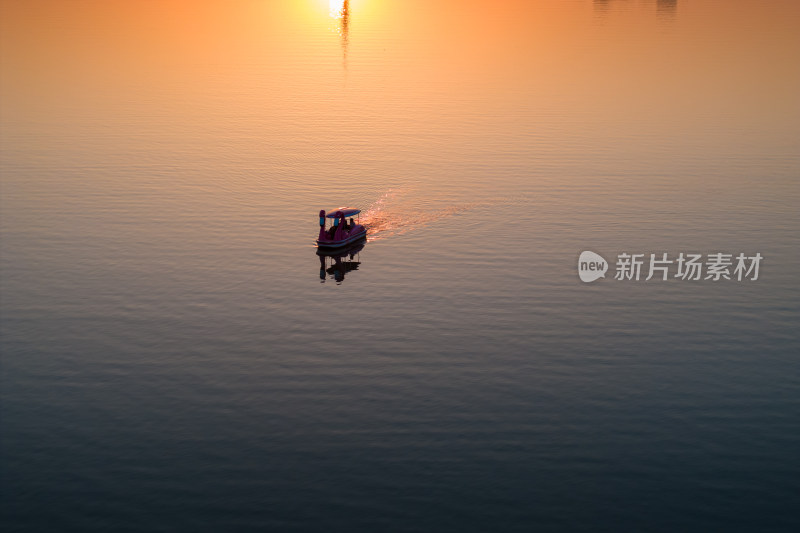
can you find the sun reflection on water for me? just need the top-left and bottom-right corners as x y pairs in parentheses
(329, 0), (346, 18)
(329, 0), (350, 67)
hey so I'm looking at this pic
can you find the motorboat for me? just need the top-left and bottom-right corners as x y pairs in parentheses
(317, 207), (367, 248)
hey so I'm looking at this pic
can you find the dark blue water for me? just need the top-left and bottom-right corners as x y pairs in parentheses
(2, 1), (800, 531)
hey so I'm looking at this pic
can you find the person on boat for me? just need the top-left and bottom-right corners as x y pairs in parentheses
(328, 217), (339, 239)
(331, 212), (346, 240)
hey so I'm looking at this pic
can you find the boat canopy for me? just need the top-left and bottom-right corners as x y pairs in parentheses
(326, 207), (361, 218)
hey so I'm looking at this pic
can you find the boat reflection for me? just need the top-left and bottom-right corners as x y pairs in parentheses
(317, 238), (365, 283)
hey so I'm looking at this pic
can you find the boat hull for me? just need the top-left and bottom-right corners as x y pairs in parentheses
(316, 228), (367, 248)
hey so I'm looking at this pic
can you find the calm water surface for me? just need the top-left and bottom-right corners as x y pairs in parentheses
(2, 1), (799, 531)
